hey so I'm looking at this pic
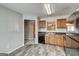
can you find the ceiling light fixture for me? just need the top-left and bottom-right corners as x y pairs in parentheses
(44, 3), (52, 15)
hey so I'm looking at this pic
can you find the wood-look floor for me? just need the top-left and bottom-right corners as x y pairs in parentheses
(9, 44), (79, 56)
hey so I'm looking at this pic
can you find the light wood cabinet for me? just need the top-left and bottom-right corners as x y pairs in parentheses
(45, 33), (49, 44)
(39, 20), (46, 28)
(64, 36), (72, 48)
(45, 33), (64, 46)
(64, 36), (79, 48)
(45, 33), (79, 48)
(66, 20), (74, 24)
(47, 21), (56, 31)
(49, 34), (56, 45)
(76, 18), (79, 27)
(57, 19), (66, 28)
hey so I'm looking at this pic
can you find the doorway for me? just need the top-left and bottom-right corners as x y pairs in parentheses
(24, 20), (35, 45)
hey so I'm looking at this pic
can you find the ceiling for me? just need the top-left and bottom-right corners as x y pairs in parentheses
(0, 3), (79, 17)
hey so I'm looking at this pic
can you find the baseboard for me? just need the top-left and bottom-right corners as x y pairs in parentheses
(8, 44), (24, 54)
(9, 45), (24, 56)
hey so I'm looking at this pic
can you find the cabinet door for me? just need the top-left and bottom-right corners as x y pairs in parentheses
(39, 20), (46, 28)
(45, 33), (50, 44)
(67, 20), (74, 24)
(49, 35), (56, 45)
(47, 21), (55, 31)
(56, 35), (64, 46)
(64, 36), (79, 48)
(48, 34), (64, 46)
(64, 36), (72, 48)
(71, 39), (79, 48)
(45, 35), (49, 44)
(57, 19), (61, 28)
(57, 19), (66, 28)
(76, 18), (79, 27)
(62, 19), (66, 28)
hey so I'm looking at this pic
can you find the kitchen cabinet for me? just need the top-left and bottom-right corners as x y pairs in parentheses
(66, 20), (74, 24)
(49, 34), (56, 45)
(45, 33), (64, 46)
(39, 20), (46, 28)
(47, 21), (56, 31)
(49, 35), (64, 46)
(76, 18), (79, 27)
(45, 33), (79, 48)
(57, 19), (66, 28)
(64, 36), (72, 48)
(64, 36), (79, 48)
(45, 33), (49, 44)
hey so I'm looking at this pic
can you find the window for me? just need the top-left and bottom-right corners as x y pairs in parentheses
(66, 24), (75, 32)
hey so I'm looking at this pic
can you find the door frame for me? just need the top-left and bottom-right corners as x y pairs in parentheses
(24, 19), (36, 44)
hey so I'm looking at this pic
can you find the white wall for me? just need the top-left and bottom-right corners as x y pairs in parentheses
(0, 6), (24, 53)
(23, 14), (37, 20)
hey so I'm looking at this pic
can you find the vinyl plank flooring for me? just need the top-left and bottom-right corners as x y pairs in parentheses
(9, 44), (79, 56)
(65, 48), (79, 56)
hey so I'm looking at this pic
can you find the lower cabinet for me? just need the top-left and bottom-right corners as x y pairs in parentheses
(45, 34), (49, 44)
(64, 37), (72, 48)
(45, 33), (64, 47)
(64, 36), (79, 48)
(45, 33), (79, 48)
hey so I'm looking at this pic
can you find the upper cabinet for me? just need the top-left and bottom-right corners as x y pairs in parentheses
(66, 20), (74, 24)
(39, 20), (46, 28)
(76, 18), (79, 27)
(47, 21), (56, 31)
(57, 18), (66, 28)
